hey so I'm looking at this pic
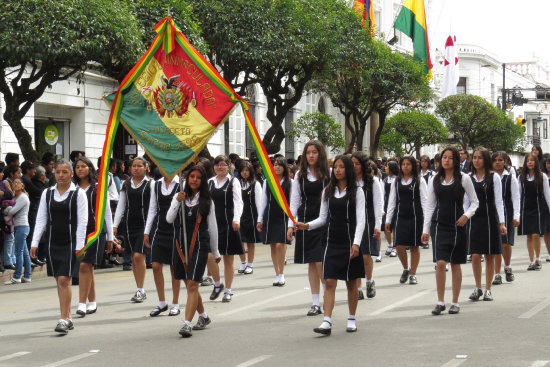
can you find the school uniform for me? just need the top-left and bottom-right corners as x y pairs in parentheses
(423, 173), (479, 264)
(465, 173), (504, 255)
(113, 177), (152, 254)
(518, 173), (550, 236)
(208, 174), (243, 255)
(258, 178), (292, 245)
(386, 177), (427, 247)
(308, 187), (366, 281)
(144, 177), (180, 265)
(166, 193), (220, 282)
(240, 180), (262, 244)
(381, 176), (396, 230)
(495, 170), (520, 245)
(289, 169), (327, 263)
(80, 184), (114, 265)
(31, 183), (88, 277)
(357, 178), (382, 256)
(421, 169), (433, 184)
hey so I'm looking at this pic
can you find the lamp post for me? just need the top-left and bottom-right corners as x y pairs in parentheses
(501, 63), (506, 111)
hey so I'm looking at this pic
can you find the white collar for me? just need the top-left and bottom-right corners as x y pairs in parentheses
(51, 182), (77, 192)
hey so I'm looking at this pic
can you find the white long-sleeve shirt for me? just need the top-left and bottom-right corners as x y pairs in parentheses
(4, 193), (30, 227)
(307, 186), (366, 246)
(31, 183), (88, 251)
(422, 172), (479, 234)
(242, 181), (262, 218)
(113, 176), (151, 228)
(165, 193), (220, 259)
(208, 174), (243, 223)
(144, 176), (180, 235)
(288, 168), (325, 228)
(257, 177), (289, 223)
(385, 177), (428, 225)
(463, 173), (505, 224)
(82, 185), (114, 242)
(357, 178), (383, 229)
(518, 173), (550, 212)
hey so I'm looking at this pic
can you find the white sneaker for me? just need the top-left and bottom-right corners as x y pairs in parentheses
(21, 277), (31, 283)
(237, 262), (247, 273)
(244, 265), (253, 274)
(546, 255), (550, 262)
(4, 277), (21, 285)
(390, 248), (397, 257)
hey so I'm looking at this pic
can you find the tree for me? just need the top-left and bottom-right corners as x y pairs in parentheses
(379, 111), (448, 158)
(436, 94), (525, 152)
(285, 111), (346, 153)
(191, 0), (361, 153)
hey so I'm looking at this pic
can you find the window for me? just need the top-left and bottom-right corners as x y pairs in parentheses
(544, 119), (548, 140)
(457, 77), (467, 95)
(533, 119), (540, 137)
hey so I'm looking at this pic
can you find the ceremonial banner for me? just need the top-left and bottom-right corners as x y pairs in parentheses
(442, 34), (459, 98)
(77, 17), (295, 259)
(353, 0), (375, 37)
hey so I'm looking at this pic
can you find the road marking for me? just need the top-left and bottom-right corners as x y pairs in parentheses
(218, 290), (303, 317)
(369, 289), (431, 316)
(531, 361), (550, 367)
(519, 296), (550, 319)
(440, 359), (467, 367)
(233, 289), (261, 297)
(235, 355), (272, 367)
(0, 351), (31, 362)
(373, 261), (401, 271)
(42, 352), (96, 367)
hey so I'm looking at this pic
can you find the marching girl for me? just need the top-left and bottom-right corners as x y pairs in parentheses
(465, 148), (506, 301)
(287, 141), (330, 315)
(492, 151), (520, 284)
(385, 156), (427, 285)
(422, 147), (479, 315)
(352, 152), (381, 299)
(296, 155), (365, 335)
(382, 161), (399, 257)
(144, 173), (181, 317)
(74, 157), (114, 317)
(257, 156), (292, 287)
(517, 153), (550, 270)
(542, 158), (550, 264)
(238, 161), (262, 275)
(113, 157), (152, 303)
(30, 159), (88, 334)
(208, 155), (243, 302)
(166, 165), (221, 338)
(420, 155), (433, 183)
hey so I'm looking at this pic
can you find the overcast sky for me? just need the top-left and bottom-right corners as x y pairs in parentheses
(428, 0), (549, 66)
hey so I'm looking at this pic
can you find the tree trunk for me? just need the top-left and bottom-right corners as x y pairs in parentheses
(415, 146), (421, 159)
(344, 112), (356, 154)
(262, 120), (286, 155)
(3, 113), (40, 162)
(371, 109), (387, 157)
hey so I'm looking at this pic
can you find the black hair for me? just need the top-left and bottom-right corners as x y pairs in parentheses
(433, 147), (464, 204)
(4, 164), (21, 180)
(351, 151), (373, 186)
(69, 150), (85, 163)
(5, 152), (19, 166)
(197, 157), (215, 179)
(273, 156), (291, 195)
(521, 152), (544, 191)
(324, 155), (357, 204)
(214, 155), (230, 166)
(238, 160), (256, 186)
(41, 152), (55, 165)
(470, 147), (492, 183)
(228, 153), (239, 162)
(20, 161), (35, 175)
(387, 160), (399, 176)
(73, 157), (97, 185)
(532, 145), (543, 162)
(398, 156), (419, 182)
(297, 140), (329, 183)
(121, 157), (148, 191)
(184, 165), (212, 217)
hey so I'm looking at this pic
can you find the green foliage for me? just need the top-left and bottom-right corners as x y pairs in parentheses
(286, 111), (346, 153)
(436, 95), (525, 152)
(379, 111), (448, 158)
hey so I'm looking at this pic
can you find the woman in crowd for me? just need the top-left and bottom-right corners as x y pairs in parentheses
(30, 159), (88, 333)
(296, 155), (365, 335)
(532, 145), (544, 164)
(113, 157), (152, 302)
(288, 141), (330, 315)
(386, 156), (427, 285)
(422, 147), (479, 315)
(382, 161), (399, 257)
(238, 161), (262, 275)
(420, 155), (433, 183)
(3, 165), (21, 271)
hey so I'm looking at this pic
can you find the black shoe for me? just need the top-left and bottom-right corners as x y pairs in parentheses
(4, 264), (15, 271)
(31, 262), (38, 269)
(431, 304), (446, 315)
(123, 264), (132, 271)
(366, 281), (376, 298)
(313, 322), (332, 336)
(150, 305), (168, 317)
(32, 258), (45, 266)
(192, 315), (211, 330)
(448, 305), (460, 314)
(527, 263), (537, 271)
(55, 320), (70, 334)
(109, 258), (122, 265)
(358, 290), (364, 300)
(179, 323), (193, 338)
(99, 262), (113, 269)
(209, 283), (224, 300)
(307, 305), (322, 316)
(146, 263), (152, 269)
(86, 306), (97, 314)
(72, 278), (79, 286)
(492, 274), (502, 285)
(469, 288), (483, 301)
(535, 260), (542, 270)
(421, 244), (429, 249)
(399, 269), (410, 284)
(505, 268), (515, 282)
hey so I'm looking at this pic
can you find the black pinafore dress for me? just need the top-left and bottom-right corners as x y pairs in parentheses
(173, 203), (210, 282)
(430, 183), (468, 264)
(294, 177), (327, 264)
(323, 195), (365, 281)
(360, 182), (380, 256)
(45, 188), (80, 277)
(123, 180), (151, 254)
(262, 181), (291, 245)
(81, 185), (107, 265)
(518, 179), (547, 236)
(150, 182), (180, 265)
(240, 182), (261, 244)
(393, 180), (424, 247)
(209, 177), (243, 255)
(466, 175), (502, 255)
(381, 177), (395, 231)
(500, 174), (515, 245)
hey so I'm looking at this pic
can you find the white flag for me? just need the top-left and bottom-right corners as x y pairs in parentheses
(442, 35), (459, 98)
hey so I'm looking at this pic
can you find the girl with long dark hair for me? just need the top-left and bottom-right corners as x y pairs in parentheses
(296, 155), (365, 335)
(465, 148), (506, 301)
(422, 147), (479, 315)
(257, 156), (292, 287)
(386, 156), (427, 285)
(238, 161), (262, 275)
(288, 141), (330, 315)
(167, 165), (220, 338)
(420, 155), (433, 183)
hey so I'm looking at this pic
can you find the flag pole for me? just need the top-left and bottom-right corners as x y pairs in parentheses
(179, 171), (189, 267)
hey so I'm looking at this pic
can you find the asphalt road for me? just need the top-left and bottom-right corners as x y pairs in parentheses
(1, 235), (550, 367)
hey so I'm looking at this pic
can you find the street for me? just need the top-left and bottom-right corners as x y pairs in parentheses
(1, 235), (550, 367)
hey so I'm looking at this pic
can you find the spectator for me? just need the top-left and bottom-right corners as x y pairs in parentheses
(5, 152), (20, 167)
(28, 166), (47, 264)
(3, 165), (22, 270)
(69, 150), (85, 163)
(41, 152), (56, 187)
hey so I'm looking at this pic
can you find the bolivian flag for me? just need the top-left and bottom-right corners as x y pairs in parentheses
(394, 0), (433, 79)
(77, 17), (295, 258)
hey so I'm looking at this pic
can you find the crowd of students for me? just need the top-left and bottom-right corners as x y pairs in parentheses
(3, 142), (550, 338)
